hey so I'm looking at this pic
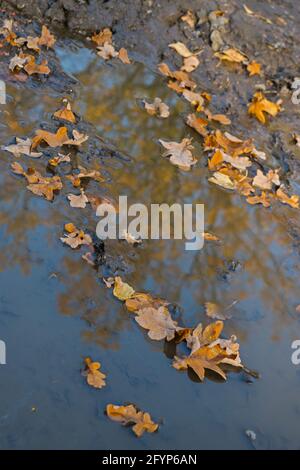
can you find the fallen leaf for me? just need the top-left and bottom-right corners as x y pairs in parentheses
(54, 100), (76, 123)
(159, 138), (197, 170)
(215, 47), (248, 63)
(173, 351), (227, 381)
(91, 28), (112, 47)
(97, 42), (118, 60)
(3, 137), (42, 158)
(60, 223), (92, 249)
(26, 36), (40, 52)
(11, 162), (62, 200)
(203, 232), (220, 242)
(243, 5), (273, 24)
(182, 90), (204, 107)
(9, 54), (27, 71)
(186, 113), (208, 137)
(208, 171), (235, 190)
(144, 97), (170, 118)
(186, 321), (224, 353)
(64, 129), (89, 146)
(106, 404), (158, 437)
(246, 191), (271, 208)
(67, 190), (89, 208)
(113, 276), (135, 301)
(24, 56), (50, 76)
(118, 47), (131, 64)
(247, 61), (261, 76)
(125, 292), (168, 314)
(32, 127), (69, 148)
(135, 306), (179, 341)
(181, 10), (196, 29)
(83, 357), (106, 389)
(253, 169), (280, 190)
(38, 25), (56, 48)
(48, 153), (71, 166)
(208, 149), (224, 169)
(276, 187), (299, 209)
(248, 92), (280, 124)
(169, 42), (195, 58)
(181, 55), (200, 73)
(32, 127), (88, 149)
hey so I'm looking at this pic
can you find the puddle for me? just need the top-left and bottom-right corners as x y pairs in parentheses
(0, 42), (300, 450)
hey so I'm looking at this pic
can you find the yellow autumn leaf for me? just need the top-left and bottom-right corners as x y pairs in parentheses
(106, 404), (158, 437)
(113, 276), (135, 300)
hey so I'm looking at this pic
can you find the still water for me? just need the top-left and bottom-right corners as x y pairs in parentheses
(0, 40), (300, 449)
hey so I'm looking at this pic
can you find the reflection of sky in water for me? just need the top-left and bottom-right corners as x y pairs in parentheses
(0, 43), (300, 449)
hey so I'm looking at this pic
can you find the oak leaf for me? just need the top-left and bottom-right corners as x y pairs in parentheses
(91, 28), (112, 47)
(60, 224), (92, 249)
(106, 404), (158, 437)
(276, 187), (299, 209)
(3, 137), (42, 158)
(97, 43), (118, 60)
(83, 357), (106, 389)
(246, 191), (271, 208)
(159, 138), (197, 170)
(24, 56), (50, 76)
(215, 47), (248, 63)
(247, 61), (261, 76)
(54, 100), (76, 123)
(38, 26), (56, 48)
(186, 113), (208, 137)
(135, 306), (179, 341)
(113, 276), (135, 301)
(169, 42), (195, 58)
(248, 92), (280, 124)
(67, 190), (89, 208)
(144, 98), (170, 118)
(208, 171), (235, 190)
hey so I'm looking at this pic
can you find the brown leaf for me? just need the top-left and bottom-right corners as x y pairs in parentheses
(113, 276), (135, 301)
(125, 292), (168, 313)
(97, 43), (118, 60)
(54, 100), (76, 123)
(186, 113), (208, 137)
(11, 162), (62, 200)
(169, 42), (195, 58)
(91, 28), (112, 47)
(159, 138), (197, 170)
(118, 47), (131, 64)
(67, 190), (89, 208)
(3, 137), (42, 158)
(253, 169), (280, 190)
(38, 25), (56, 48)
(181, 56), (200, 73)
(106, 404), (158, 437)
(144, 97), (170, 118)
(135, 306), (179, 341)
(181, 10), (196, 29)
(24, 56), (50, 76)
(60, 224), (92, 249)
(83, 357), (106, 389)
(246, 191), (271, 208)
(276, 187), (299, 209)
(215, 47), (248, 63)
